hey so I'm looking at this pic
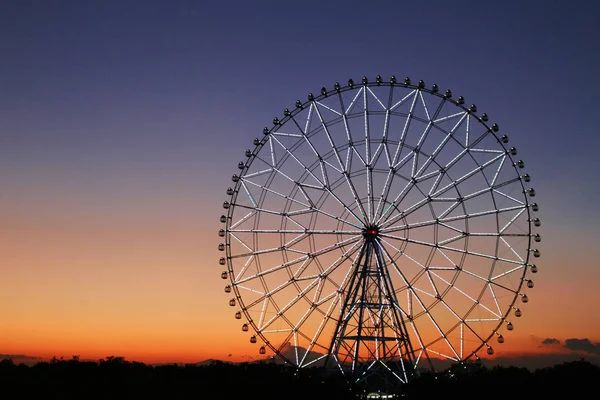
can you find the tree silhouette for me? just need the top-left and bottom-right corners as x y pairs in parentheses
(0, 355), (598, 399)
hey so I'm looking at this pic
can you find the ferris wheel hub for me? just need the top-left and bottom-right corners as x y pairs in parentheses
(362, 225), (380, 239)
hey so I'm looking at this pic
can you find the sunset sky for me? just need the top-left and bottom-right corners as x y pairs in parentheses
(1, 0), (600, 369)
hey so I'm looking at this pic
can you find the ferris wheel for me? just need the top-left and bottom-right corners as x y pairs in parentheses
(218, 75), (541, 385)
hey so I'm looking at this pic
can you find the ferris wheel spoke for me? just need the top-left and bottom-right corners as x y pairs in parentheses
(433, 301), (468, 353)
(435, 199), (464, 221)
(437, 153), (500, 194)
(294, 303), (335, 366)
(424, 321), (461, 361)
(230, 245), (301, 260)
(391, 143), (417, 171)
(456, 266), (492, 285)
(227, 204), (286, 217)
(467, 231), (528, 242)
(256, 279), (322, 332)
(376, 239), (418, 296)
(348, 137), (367, 167)
(229, 203), (357, 234)
(373, 148), (422, 225)
(468, 231), (528, 240)
(443, 205), (526, 224)
(386, 193), (430, 226)
(375, 173), (415, 227)
(313, 102), (370, 222)
(362, 85), (375, 223)
(377, 151), (443, 227)
(413, 150), (504, 205)
(399, 274), (462, 359)
(235, 255), (304, 286)
(380, 204), (527, 236)
(322, 174), (368, 224)
(288, 207), (363, 230)
(430, 282), (482, 321)
(313, 100), (345, 171)
(241, 177), (311, 208)
(317, 241), (365, 303)
(411, 276), (439, 300)
(365, 86), (388, 109)
(320, 158), (331, 189)
(432, 110), (465, 124)
(437, 221), (465, 235)
(241, 167), (273, 180)
(413, 113), (467, 180)
(402, 102), (442, 179)
(270, 131), (303, 138)
(234, 235), (362, 286)
(344, 85), (364, 115)
(339, 94), (368, 167)
(272, 285), (324, 338)
(486, 274), (522, 293)
(389, 87), (417, 113)
(310, 234), (363, 262)
(426, 170), (446, 197)
(233, 183), (364, 231)
(229, 232), (336, 261)
(268, 135), (278, 167)
(490, 151), (507, 186)
(344, 167), (370, 223)
(429, 247), (460, 269)
(314, 99), (343, 117)
(229, 209), (255, 230)
(390, 89), (418, 167)
(437, 233), (467, 247)
(418, 91), (432, 121)
(458, 264), (524, 303)
(429, 270), (501, 319)
(229, 229), (361, 235)
(410, 101), (440, 177)
(379, 232), (523, 266)
(373, 244), (414, 320)
(493, 188), (526, 206)
(491, 264), (526, 281)
(232, 254), (256, 283)
(228, 232), (254, 253)
(369, 88), (394, 168)
(417, 168), (444, 185)
(268, 136), (335, 218)
(237, 180), (260, 208)
(380, 100), (500, 229)
(373, 167), (395, 224)
(243, 161), (314, 205)
(423, 144), (500, 196)
(380, 164), (519, 231)
(303, 353), (328, 368)
(268, 134), (325, 188)
(243, 277), (298, 311)
(487, 284), (504, 318)
(256, 247), (359, 336)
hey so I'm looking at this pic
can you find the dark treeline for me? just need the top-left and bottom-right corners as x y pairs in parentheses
(403, 359), (600, 398)
(1, 356), (599, 399)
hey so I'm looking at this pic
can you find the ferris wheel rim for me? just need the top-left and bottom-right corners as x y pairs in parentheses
(219, 75), (540, 370)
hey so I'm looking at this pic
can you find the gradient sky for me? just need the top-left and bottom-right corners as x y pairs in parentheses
(1, 0), (600, 367)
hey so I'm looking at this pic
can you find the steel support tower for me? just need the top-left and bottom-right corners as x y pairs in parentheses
(326, 226), (417, 393)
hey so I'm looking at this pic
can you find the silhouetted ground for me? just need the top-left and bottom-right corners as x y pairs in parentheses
(1, 356), (598, 399)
